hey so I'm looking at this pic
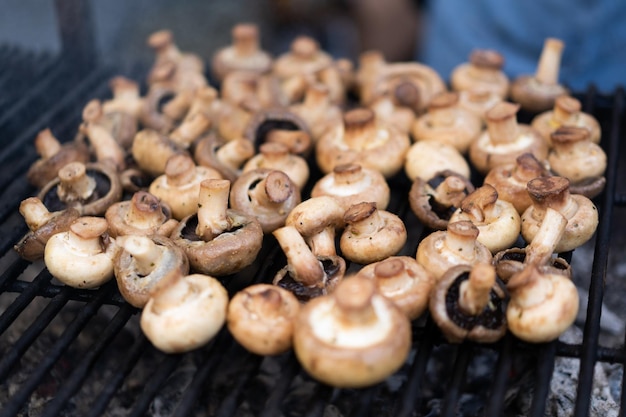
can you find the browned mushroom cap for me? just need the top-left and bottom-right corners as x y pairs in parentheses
(355, 256), (435, 320)
(429, 263), (508, 343)
(405, 140), (471, 181)
(548, 126), (607, 199)
(484, 152), (551, 214)
(227, 284), (300, 356)
(105, 191), (177, 238)
(272, 225), (346, 302)
(521, 176), (598, 253)
(293, 275), (411, 388)
(14, 197), (81, 261)
(285, 196), (345, 257)
(80, 99), (127, 172)
(469, 101), (548, 175)
(493, 207), (571, 282)
(316, 108), (411, 178)
(38, 161), (123, 216)
(114, 234), (189, 308)
(510, 38), (569, 113)
(131, 129), (185, 177)
(311, 163), (390, 212)
(368, 94), (416, 134)
(244, 107), (312, 156)
(230, 168), (301, 234)
(194, 134), (255, 182)
(506, 264), (578, 343)
(531, 95), (602, 146)
(449, 184), (521, 253)
(416, 221), (492, 282)
(456, 89), (503, 120)
(450, 49), (509, 99)
(211, 23), (273, 82)
(340, 202), (407, 265)
(170, 179), (263, 276)
(27, 128), (90, 189)
(242, 142), (310, 190)
(409, 170), (475, 230)
(411, 91), (484, 154)
(290, 83), (343, 142)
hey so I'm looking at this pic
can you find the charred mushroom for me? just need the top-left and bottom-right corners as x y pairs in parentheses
(450, 49), (509, 99)
(506, 264), (578, 343)
(14, 197), (81, 261)
(340, 202), (407, 265)
(416, 221), (492, 282)
(170, 179), (263, 276)
(405, 140), (471, 181)
(293, 275), (411, 388)
(38, 161), (123, 216)
(230, 168), (301, 234)
(429, 263), (507, 343)
(469, 101), (548, 175)
(194, 134), (255, 182)
(242, 142), (310, 190)
(408, 170), (475, 230)
(272, 225), (345, 302)
(531, 95), (601, 145)
(114, 234), (189, 308)
(140, 273), (228, 353)
(510, 38), (568, 113)
(548, 126), (607, 199)
(227, 284), (300, 356)
(211, 23), (272, 82)
(355, 256), (435, 320)
(44, 216), (117, 288)
(521, 176), (598, 253)
(105, 191), (178, 238)
(449, 184), (522, 253)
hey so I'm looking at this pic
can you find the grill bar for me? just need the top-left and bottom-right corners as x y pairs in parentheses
(440, 345), (472, 417)
(484, 334), (515, 417)
(0, 268), (52, 335)
(529, 341), (557, 417)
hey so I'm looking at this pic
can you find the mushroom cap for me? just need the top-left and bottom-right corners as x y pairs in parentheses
(429, 264), (508, 343)
(37, 162), (123, 216)
(405, 141), (470, 181)
(242, 142), (310, 190)
(227, 284), (300, 355)
(27, 132), (90, 189)
(105, 191), (175, 238)
(531, 96), (601, 145)
(140, 273), (228, 353)
(114, 234), (189, 308)
(293, 275), (411, 388)
(456, 90), (503, 120)
(170, 209), (263, 276)
(450, 49), (509, 99)
(548, 126), (607, 187)
(510, 75), (568, 113)
(194, 134), (255, 183)
(131, 129), (184, 177)
(273, 36), (333, 79)
(273, 254), (346, 302)
(311, 163), (390, 212)
(355, 256), (435, 320)
(244, 107), (312, 156)
(506, 265), (578, 343)
(492, 247), (571, 283)
(340, 203), (407, 265)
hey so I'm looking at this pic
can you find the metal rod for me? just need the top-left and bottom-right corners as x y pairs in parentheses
(529, 341), (557, 417)
(439, 344), (472, 417)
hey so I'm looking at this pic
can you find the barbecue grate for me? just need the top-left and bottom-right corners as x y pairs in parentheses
(1, 6), (626, 417)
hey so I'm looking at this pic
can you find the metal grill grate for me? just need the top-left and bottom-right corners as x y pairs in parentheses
(0, 51), (625, 417)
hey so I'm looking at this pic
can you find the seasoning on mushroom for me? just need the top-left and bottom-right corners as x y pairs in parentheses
(469, 101), (548, 175)
(531, 95), (601, 146)
(140, 273), (228, 353)
(416, 220), (492, 282)
(448, 184), (522, 254)
(429, 263), (508, 343)
(44, 216), (117, 289)
(105, 191), (178, 238)
(114, 234), (189, 308)
(408, 169), (475, 230)
(227, 284), (300, 356)
(170, 179), (263, 276)
(521, 176), (598, 253)
(293, 275), (411, 388)
(510, 38), (568, 113)
(311, 163), (390, 212)
(355, 256), (435, 320)
(506, 264), (578, 343)
(404, 140), (470, 182)
(272, 225), (345, 302)
(340, 202), (407, 265)
(450, 49), (510, 99)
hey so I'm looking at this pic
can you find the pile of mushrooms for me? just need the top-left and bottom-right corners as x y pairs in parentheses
(13, 27), (601, 386)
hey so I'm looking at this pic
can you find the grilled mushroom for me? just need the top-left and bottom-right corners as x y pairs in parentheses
(290, 83), (343, 142)
(227, 284), (300, 356)
(405, 140), (470, 181)
(293, 275), (411, 388)
(531, 95), (601, 146)
(131, 129), (184, 177)
(79, 99), (127, 172)
(99, 76), (142, 149)
(211, 23), (272, 82)
(450, 49), (509, 99)
(242, 142), (310, 190)
(194, 134), (255, 182)
(244, 107), (312, 156)
(105, 191), (177, 238)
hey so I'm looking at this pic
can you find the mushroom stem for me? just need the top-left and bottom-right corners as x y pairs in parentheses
(445, 221), (481, 262)
(57, 162), (97, 203)
(81, 100), (126, 172)
(265, 129), (311, 155)
(307, 227), (337, 257)
(373, 258), (408, 293)
(170, 112), (212, 148)
(525, 208), (567, 266)
(553, 96), (581, 124)
(232, 23), (260, 56)
(304, 83), (331, 108)
(513, 153), (549, 182)
(428, 93), (459, 126)
(507, 265), (554, 309)
(344, 202), (384, 236)
(333, 164), (364, 186)
(215, 138), (255, 170)
(164, 154), (197, 186)
(35, 129), (62, 159)
(248, 170), (293, 205)
(126, 191), (168, 230)
(258, 142), (290, 165)
(273, 226), (324, 287)
(535, 38), (564, 86)
(148, 30), (181, 64)
(20, 197), (54, 231)
(334, 276), (378, 325)
(458, 263), (496, 315)
(432, 176), (468, 208)
(104, 77), (143, 117)
(196, 179), (231, 241)
(460, 185), (499, 223)
(527, 177), (579, 222)
(67, 217), (108, 255)
(343, 109), (378, 151)
(119, 235), (164, 277)
(486, 102), (520, 145)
